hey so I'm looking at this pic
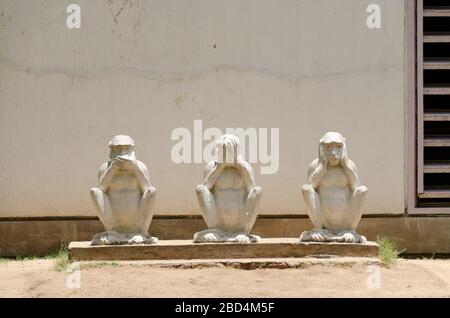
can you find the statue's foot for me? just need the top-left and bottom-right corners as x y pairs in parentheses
(91, 231), (159, 245)
(300, 229), (331, 242)
(202, 231), (219, 242)
(339, 231), (367, 244)
(227, 233), (261, 244)
(310, 231), (328, 242)
(193, 229), (261, 244)
(127, 233), (159, 245)
(299, 229), (367, 244)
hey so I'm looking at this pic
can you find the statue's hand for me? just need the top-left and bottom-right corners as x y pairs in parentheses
(308, 159), (327, 188)
(222, 154), (239, 167)
(235, 156), (247, 169)
(215, 160), (226, 170)
(318, 144), (328, 169)
(340, 148), (350, 168)
(353, 185), (368, 196)
(110, 159), (122, 171)
(114, 156), (138, 170)
(314, 157), (327, 177)
(320, 157), (328, 170)
(222, 161), (234, 167)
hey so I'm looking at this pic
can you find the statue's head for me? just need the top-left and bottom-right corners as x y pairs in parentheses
(319, 132), (346, 166)
(108, 135), (136, 159)
(216, 134), (242, 164)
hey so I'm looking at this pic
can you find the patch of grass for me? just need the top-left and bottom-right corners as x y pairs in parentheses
(15, 255), (33, 261)
(4, 244), (71, 271)
(52, 247), (70, 272)
(257, 262), (268, 269)
(80, 261), (120, 270)
(377, 236), (405, 267)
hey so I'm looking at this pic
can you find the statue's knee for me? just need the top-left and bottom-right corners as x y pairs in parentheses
(302, 184), (314, 194)
(353, 186), (368, 198)
(249, 187), (262, 200)
(90, 187), (103, 199)
(144, 187), (157, 198)
(196, 184), (208, 195)
(90, 187), (100, 194)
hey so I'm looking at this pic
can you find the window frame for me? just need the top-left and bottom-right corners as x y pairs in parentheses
(407, 0), (450, 214)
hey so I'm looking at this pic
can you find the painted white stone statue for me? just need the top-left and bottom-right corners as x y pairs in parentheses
(90, 135), (158, 245)
(300, 132), (368, 243)
(194, 134), (262, 243)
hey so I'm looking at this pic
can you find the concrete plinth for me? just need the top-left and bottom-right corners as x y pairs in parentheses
(68, 238), (379, 261)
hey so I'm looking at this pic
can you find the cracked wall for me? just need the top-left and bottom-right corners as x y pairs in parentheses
(0, 0), (406, 217)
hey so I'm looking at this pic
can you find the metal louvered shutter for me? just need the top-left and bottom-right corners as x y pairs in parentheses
(417, 0), (450, 210)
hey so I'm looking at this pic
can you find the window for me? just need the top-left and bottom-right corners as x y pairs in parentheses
(414, 0), (450, 212)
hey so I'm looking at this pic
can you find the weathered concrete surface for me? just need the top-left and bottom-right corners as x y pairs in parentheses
(0, 0), (406, 217)
(69, 238), (379, 261)
(78, 257), (383, 270)
(2, 216), (449, 257)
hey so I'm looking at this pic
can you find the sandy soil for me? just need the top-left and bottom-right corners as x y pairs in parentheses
(0, 258), (449, 297)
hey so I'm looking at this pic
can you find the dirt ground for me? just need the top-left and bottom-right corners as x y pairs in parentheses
(0, 258), (449, 297)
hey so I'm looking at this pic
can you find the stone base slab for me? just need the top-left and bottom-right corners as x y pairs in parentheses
(68, 238), (379, 261)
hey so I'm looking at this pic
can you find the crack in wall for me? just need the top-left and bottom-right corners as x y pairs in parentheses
(0, 53), (402, 85)
(113, 0), (130, 25)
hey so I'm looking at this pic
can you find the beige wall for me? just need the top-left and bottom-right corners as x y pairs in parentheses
(0, 0), (406, 217)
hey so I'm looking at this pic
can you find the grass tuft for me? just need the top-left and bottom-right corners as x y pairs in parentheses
(80, 261), (119, 270)
(1, 244), (70, 271)
(377, 236), (405, 267)
(52, 247), (70, 272)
